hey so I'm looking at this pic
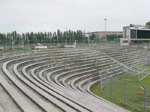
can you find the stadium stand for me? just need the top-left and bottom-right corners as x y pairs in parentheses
(1, 46), (146, 112)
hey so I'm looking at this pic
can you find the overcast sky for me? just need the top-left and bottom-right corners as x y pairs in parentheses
(0, 0), (150, 33)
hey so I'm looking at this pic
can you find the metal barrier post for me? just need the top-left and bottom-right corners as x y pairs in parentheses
(64, 64), (66, 69)
(99, 72), (103, 93)
(124, 82), (127, 104)
(110, 76), (113, 98)
(141, 86), (147, 112)
(144, 88), (147, 112)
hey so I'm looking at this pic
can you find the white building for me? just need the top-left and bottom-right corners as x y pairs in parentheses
(121, 24), (150, 45)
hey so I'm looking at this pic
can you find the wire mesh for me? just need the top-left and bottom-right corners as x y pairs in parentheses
(100, 76), (150, 112)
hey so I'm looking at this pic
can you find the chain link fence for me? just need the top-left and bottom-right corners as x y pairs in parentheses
(100, 76), (150, 112)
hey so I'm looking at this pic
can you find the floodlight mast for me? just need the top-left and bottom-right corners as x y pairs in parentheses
(104, 19), (107, 42)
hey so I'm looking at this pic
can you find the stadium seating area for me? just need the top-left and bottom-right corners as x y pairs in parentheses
(94, 45), (150, 70)
(1, 45), (149, 112)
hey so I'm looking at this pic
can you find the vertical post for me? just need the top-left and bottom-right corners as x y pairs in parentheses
(64, 64), (66, 69)
(99, 72), (103, 93)
(124, 82), (127, 104)
(104, 19), (107, 43)
(70, 35), (71, 45)
(144, 88), (147, 112)
(27, 39), (29, 49)
(117, 33), (118, 44)
(88, 36), (90, 45)
(136, 28), (137, 39)
(110, 76), (113, 98)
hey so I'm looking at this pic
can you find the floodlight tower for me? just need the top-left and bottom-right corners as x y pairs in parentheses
(104, 18), (107, 42)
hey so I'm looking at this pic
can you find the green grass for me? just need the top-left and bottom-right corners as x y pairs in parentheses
(47, 46), (66, 49)
(0, 46), (33, 53)
(91, 82), (141, 112)
(0, 45), (68, 54)
(91, 67), (150, 112)
(120, 67), (150, 87)
(127, 74), (150, 87)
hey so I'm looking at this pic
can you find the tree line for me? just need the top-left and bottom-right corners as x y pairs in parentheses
(0, 30), (123, 46)
(0, 30), (95, 46)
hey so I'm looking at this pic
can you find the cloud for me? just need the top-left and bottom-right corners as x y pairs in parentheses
(0, 0), (150, 33)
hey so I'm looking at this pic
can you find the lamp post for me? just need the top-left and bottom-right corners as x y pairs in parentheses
(104, 19), (107, 43)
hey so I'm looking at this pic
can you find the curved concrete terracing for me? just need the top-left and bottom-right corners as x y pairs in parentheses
(0, 48), (130, 112)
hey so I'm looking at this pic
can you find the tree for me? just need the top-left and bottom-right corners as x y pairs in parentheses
(146, 21), (150, 26)
(0, 30), (88, 46)
(89, 33), (96, 41)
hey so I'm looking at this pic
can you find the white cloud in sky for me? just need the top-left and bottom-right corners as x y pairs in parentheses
(0, 0), (150, 33)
